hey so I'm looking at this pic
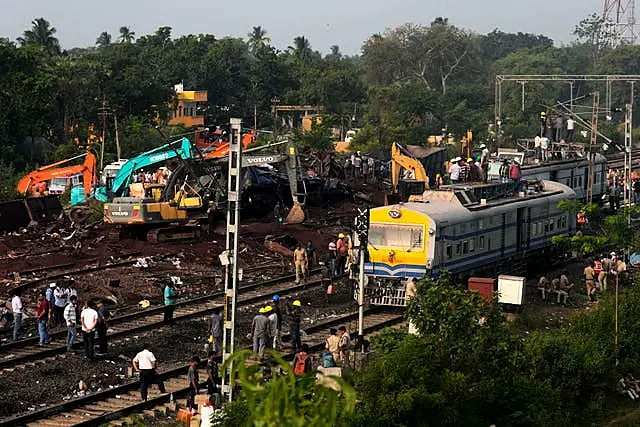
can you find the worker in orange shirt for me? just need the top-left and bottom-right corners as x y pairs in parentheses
(336, 233), (349, 275)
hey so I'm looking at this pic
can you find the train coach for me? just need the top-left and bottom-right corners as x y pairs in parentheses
(362, 180), (576, 306)
(489, 153), (607, 201)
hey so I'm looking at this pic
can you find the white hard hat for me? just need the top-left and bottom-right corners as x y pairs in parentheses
(611, 252), (616, 257)
(480, 143), (486, 149)
(455, 157), (462, 162)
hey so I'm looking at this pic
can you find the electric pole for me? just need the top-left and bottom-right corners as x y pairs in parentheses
(221, 118), (243, 403)
(586, 92), (600, 204)
(99, 96), (109, 171)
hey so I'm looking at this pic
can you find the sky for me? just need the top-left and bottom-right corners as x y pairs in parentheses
(0, 0), (604, 55)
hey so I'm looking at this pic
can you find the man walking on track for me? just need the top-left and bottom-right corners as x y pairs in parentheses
(132, 344), (166, 401)
(81, 301), (98, 360)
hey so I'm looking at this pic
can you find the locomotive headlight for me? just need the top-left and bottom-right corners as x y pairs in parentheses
(426, 258), (433, 268)
(428, 228), (435, 235)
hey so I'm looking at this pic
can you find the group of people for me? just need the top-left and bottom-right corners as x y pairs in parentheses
(537, 271), (574, 305)
(584, 253), (627, 302)
(250, 296), (298, 360)
(345, 151), (376, 181)
(539, 112), (575, 143)
(132, 167), (170, 185)
(447, 143), (491, 185)
(9, 282), (110, 360)
(328, 232), (350, 278)
(604, 168), (640, 212)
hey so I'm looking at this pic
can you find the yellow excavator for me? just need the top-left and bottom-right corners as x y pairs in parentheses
(387, 142), (429, 204)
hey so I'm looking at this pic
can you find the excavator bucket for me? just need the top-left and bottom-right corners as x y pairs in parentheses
(285, 202), (305, 224)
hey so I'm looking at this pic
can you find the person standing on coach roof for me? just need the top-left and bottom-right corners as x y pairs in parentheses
(163, 279), (179, 324)
(132, 343), (166, 401)
(80, 301), (98, 360)
(11, 289), (22, 342)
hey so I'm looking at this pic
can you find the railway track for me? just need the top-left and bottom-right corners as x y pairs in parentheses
(0, 269), (323, 373)
(1, 308), (404, 427)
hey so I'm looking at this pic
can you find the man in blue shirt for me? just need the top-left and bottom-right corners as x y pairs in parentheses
(163, 279), (179, 324)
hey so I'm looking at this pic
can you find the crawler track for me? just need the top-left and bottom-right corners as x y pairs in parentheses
(0, 270), (322, 372)
(2, 308), (403, 427)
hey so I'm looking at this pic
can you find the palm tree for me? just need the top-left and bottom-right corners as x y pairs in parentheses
(289, 36), (311, 62)
(247, 26), (270, 53)
(96, 31), (112, 48)
(119, 26), (135, 43)
(17, 17), (60, 55)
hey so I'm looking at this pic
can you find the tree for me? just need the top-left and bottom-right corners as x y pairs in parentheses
(119, 26), (135, 43)
(327, 45), (342, 60)
(17, 17), (60, 55)
(96, 32), (112, 48)
(574, 13), (616, 69)
(289, 36), (313, 63)
(218, 349), (356, 426)
(247, 26), (270, 54)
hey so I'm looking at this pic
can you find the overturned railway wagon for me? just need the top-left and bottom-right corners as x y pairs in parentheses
(0, 196), (63, 233)
(362, 180), (576, 306)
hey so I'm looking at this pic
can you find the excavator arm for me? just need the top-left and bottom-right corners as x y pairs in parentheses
(110, 137), (193, 196)
(391, 142), (428, 192)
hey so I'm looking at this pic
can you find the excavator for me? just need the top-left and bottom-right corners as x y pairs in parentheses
(17, 152), (97, 199)
(103, 139), (305, 242)
(387, 142), (429, 204)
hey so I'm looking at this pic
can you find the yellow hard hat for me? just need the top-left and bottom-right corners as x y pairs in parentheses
(264, 305), (273, 313)
(208, 335), (213, 343)
(293, 300), (301, 307)
(540, 111), (546, 116)
(467, 157), (473, 162)
(259, 307), (266, 313)
(338, 233), (345, 238)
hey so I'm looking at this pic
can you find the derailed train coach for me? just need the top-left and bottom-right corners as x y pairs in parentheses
(361, 180), (576, 306)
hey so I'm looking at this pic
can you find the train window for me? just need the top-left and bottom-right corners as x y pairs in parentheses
(561, 216), (567, 228)
(479, 236), (485, 249)
(462, 241), (469, 254)
(446, 245), (452, 259)
(478, 219), (484, 230)
(488, 237), (491, 249)
(545, 223), (549, 233)
(557, 218), (562, 229)
(469, 239), (475, 252)
(532, 223), (537, 236)
(368, 224), (424, 249)
(456, 243), (461, 255)
(549, 220), (555, 232)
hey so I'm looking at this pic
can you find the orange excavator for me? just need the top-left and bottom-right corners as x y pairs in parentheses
(200, 130), (256, 159)
(17, 152), (97, 198)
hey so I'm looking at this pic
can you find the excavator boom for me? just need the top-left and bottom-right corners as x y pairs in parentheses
(391, 142), (428, 192)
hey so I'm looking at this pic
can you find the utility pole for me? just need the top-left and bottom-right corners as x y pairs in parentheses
(624, 102), (633, 208)
(271, 97), (280, 140)
(586, 92), (600, 204)
(253, 104), (258, 131)
(221, 118), (243, 403)
(99, 96), (109, 171)
(113, 112), (121, 162)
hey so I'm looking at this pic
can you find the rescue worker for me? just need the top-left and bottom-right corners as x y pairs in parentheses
(558, 272), (573, 305)
(328, 241), (338, 278)
(293, 243), (307, 283)
(305, 241), (317, 275)
(292, 343), (312, 375)
(594, 258), (603, 289)
(468, 158), (481, 181)
(449, 157), (461, 183)
(584, 260), (596, 302)
(265, 305), (277, 349)
(290, 300), (302, 352)
(479, 143), (490, 182)
(336, 233), (348, 275)
(251, 307), (270, 360)
(274, 201), (284, 230)
(352, 151), (363, 179)
(271, 295), (282, 350)
(577, 211), (587, 230)
(598, 255), (609, 292)
(539, 111), (547, 137)
(509, 159), (522, 193)
(499, 159), (510, 182)
(163, 279), (179, 324)
(538, 276), (549, 301)
(338, 325), (351, 368)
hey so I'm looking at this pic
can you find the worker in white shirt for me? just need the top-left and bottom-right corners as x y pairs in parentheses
(80, 301), (98, 360)
(11, 290), (22, 341)
(566, 115), (575, 142)
(132, 344), (167, 401)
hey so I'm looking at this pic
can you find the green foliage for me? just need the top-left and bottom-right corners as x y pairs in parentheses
(219, 349), (356, 427)
(0, 162), (19, 201)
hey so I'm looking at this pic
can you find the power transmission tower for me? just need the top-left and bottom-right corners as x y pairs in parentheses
(603, 0), (638, 44)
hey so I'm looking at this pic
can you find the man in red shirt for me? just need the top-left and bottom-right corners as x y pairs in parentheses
(36, 292), (51, 346)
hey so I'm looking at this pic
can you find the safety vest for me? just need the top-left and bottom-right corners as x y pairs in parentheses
(594, 260), (602, 276)
(294, 352), (309, 375)
(577, 212), (586, 224)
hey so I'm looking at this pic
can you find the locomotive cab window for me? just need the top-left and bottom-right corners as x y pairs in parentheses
(368, 224), (424, 250)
